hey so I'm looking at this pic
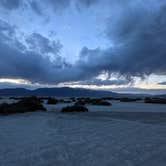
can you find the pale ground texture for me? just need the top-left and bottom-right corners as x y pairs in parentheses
(0, 99), (166, 166)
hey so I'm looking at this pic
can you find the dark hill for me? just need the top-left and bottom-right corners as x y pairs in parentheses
(0, 87), (119, 97)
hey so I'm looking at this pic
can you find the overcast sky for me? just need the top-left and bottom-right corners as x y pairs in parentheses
(0, 0), (166, 94)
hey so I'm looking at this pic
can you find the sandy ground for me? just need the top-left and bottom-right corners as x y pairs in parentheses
(45, 100), (166, 113)
(0, 99), (166, 166)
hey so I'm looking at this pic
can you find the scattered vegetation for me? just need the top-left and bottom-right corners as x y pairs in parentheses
(120, 97), (142, 102)
(76, 98), (112, 106)
(96, 100), (112, 106)
(47, 98), (58, 105)
(58, 99), (65, 103)
(58, 99), (72, 103)
(0, 96), (46, 115)
(61, 105), (88, 113)
(63, 100), (72, 103)
(74, 100), (86, 106)
(144, 97), (166, 104)
(70, 97), (76, 102)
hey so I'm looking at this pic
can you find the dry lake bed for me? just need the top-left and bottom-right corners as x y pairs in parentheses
(0, 99), (166, 166)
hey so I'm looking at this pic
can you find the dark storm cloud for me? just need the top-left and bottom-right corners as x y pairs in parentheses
(0, 19), (83, 84)
(29, 1), (43, 15)
(0, 0), (69, 12)
(0, 19), (103, 85)
(43, 0), (100, 12)
(45, 0), (99, 10)
(0, 0), (99, 13)
(76, 0), (99, 7)
(47, 0), (71, 11)
(0, 19), (15, 36)
(77, 0), (166, 79)
(0, 0), (21, 10)
(26, 33), (62, 56)
(46, 0), (100, 11)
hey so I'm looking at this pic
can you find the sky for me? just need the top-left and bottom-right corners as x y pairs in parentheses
(0, 0), (166, 94)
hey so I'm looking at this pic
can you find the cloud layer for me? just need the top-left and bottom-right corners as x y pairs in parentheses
(0, 0), (166, 87)
(0, 19), (74, 84)
(0, 0), (21, 10)
(0, 0), (99, 13)
(77, 0), (166, 79)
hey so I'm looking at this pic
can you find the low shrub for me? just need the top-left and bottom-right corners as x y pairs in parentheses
(61, 105), (88, 113)
(102, 97), (115, 100)
(47, 98), (58, 105)
(58, 99), (72, 103)
(95, 100), (112, 106)
(88, 99), (112, 106)
(0, 96), (46, 115)
(63, 100), (72, 103)
(58, 99), (65, 103)
(74, 100), (86, 106)
(70, 97), (76, 102)
(144, 97), (166, 104)
(120, 97), (142, 102)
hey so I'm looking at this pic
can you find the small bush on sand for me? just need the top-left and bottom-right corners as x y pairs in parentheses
(120, 97), (142, 102)
(74, 100), (86, 106)
(58, 99), (65, 103)
(0, 96), (46, 115)
(70, 97), (76, 102)
(96, 100), (112, 106)
(89, 99), (112, 106)
(144, 97), (166, 104)
(47, 98), (58, 105)
(63, 100), (72, 103)
(57, 99), (72, 103)
(61, 105), (88, 113)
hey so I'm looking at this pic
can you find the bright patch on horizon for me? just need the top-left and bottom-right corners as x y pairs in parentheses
(0, 78), (30, 84)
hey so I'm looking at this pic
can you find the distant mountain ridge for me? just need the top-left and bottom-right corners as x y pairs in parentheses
(0, 87), (157, 98)
(0, 87), (120, 97)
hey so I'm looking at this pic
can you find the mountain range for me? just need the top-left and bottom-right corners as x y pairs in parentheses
(0, 87), (153, 98)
